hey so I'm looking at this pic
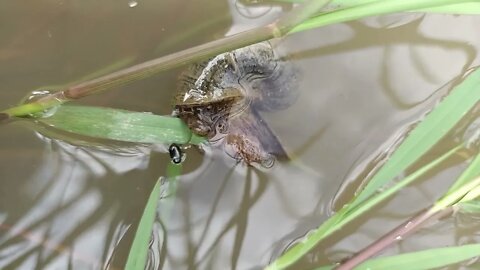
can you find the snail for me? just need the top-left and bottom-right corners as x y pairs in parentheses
(173, 42), (299, 167)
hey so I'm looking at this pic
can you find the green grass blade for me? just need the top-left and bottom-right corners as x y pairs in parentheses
(38, 105), (205, 145)
(312, 266), (334, 270)
(356, 244), (480, 270)
(417, 3), (480, 14)
(447, 153), (480, 194)
(351, 68), (480, 209)
(266, 145), (461, 270)
(277, 0), (480, 15)
(458, 200), (480, 213)
(292, 0), (476, 33)
(125, 179), (162, 270)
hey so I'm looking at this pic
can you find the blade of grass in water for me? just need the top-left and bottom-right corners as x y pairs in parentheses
(276, 0), (480, 14)
(458, 200), (480, 213)
(38, 105), (205, 145)
(266, 145), (461, 270)
(355, 244), (480, 270)
(292, 0), (477, 33)
(126, 163), (182, 270)
(447, 153), (480, 194)
(125, 179), (162, 270)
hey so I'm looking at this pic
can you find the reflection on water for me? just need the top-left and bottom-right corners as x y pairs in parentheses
(2, 1), (480, 269)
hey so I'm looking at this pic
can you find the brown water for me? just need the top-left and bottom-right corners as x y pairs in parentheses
(1, 1), (480, 269)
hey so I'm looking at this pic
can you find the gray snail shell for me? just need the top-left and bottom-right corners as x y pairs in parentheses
(173, 41), (299, 165)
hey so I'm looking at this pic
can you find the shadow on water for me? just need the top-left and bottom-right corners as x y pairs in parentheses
(151, 165), (269, 270)
(0, 137), (163, 269)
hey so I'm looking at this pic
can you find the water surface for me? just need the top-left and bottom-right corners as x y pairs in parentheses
(1, 1), (480, 269)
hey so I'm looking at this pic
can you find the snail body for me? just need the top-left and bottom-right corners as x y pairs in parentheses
(173, 42), (298, 166)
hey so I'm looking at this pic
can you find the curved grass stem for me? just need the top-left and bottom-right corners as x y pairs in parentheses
(336, 207), (454, 270)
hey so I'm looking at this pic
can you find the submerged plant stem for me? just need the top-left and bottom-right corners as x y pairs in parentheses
(337, 207), (454, 270)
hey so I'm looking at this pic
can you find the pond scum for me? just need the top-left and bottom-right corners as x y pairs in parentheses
(3, 1), (480, 269)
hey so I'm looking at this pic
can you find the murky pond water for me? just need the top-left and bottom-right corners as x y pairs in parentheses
(2, 1), (480, 269)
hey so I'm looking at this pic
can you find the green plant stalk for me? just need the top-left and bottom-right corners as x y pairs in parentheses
(291, 0), (478, 33)
(3, 97), (64, 117)
(432, 152), (480, 211)
(126, 163), (182, 270)
(355, 243), (480, 270)
(265, 145), (461, 270)
(459, 182), (480, 202)
(125, 178), (162, 270)
(1, 0), (332, 119)
(337, 207), (454, 270)
(337, 151), (480, 269)
(433, 175), (480, 211)
(447, 152), (480, 193)
(339, 172), (480, 269)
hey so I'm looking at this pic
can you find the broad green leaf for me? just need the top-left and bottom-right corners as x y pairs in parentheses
(351, 67), (480, 209)
(126, 162), (182, 270)
(159, 163), (182, 221)
(356, 244), (480, 270)
(38, 105), (205, 145)
(125, 179), (162, 270)
(433, 152), (480, 210)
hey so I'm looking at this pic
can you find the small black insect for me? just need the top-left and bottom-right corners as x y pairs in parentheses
(169, 143), (184, 164)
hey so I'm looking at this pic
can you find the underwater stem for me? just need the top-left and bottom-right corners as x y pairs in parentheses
(336, 207), (454, 270)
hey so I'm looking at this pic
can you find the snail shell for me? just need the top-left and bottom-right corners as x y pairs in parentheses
(173, 41), (299, 165)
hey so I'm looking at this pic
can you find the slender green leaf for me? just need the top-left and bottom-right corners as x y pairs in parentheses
(125, 179), (162, 270)
(458, 200), (480, 213)
(351, 68), (480, 209)
(159, 163), (182, 221)
(356, 244), (480, 270)
(292, 0), (478, 33)
(313, 266), (334, 270)
(278, 0), (480, 15)
(418, 3), (480, 14)
(447, 153), (480, 194)
(38, 105), (205, 145)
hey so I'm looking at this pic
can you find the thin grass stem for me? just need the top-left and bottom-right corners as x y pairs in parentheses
(336, 207), (454, 270)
